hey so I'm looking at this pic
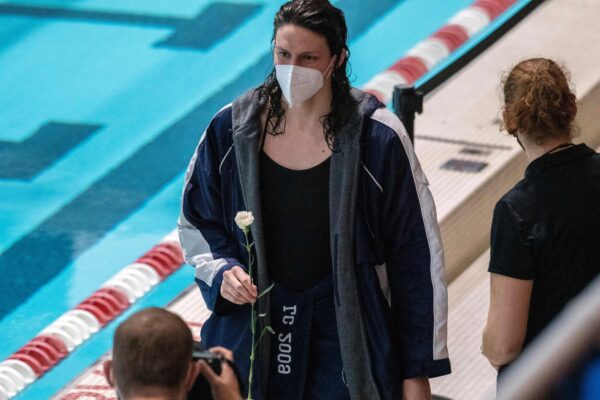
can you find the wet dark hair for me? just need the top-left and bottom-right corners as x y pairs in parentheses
(502, 58), (577, 141)
(256, 0), (357, 147)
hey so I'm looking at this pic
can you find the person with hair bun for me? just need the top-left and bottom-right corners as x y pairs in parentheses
(482, 58), (600, 382)
(179, 0), (450, 398)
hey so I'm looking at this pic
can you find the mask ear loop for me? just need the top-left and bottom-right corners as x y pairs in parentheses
(323, 55), (337, 80)
(326, 47), (349, 80)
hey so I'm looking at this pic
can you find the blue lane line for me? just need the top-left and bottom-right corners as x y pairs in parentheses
(0, 0), (399, 322)
(0, 76), (250, 319)
(157, 2), (264, 51)
(0, 2), (263, 50)
(0, 122), (102, 180)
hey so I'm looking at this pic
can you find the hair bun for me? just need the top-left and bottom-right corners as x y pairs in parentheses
(502, 58), (577, 139)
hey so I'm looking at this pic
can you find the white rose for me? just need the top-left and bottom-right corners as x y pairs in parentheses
(235, 211), (254, 232)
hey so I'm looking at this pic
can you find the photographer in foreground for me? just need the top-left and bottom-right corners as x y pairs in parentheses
(103, 307), (242, 400)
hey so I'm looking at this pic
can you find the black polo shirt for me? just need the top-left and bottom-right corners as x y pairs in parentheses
(489, 144), (600, 346)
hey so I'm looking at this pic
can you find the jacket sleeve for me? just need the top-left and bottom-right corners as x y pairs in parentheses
(177, 110), (242, 315)
(380, 119), (450, 379)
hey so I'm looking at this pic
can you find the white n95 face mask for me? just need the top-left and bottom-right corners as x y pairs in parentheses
(275, 64), (324, 108)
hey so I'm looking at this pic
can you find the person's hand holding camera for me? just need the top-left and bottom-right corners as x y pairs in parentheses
(197, 346), (242, 400)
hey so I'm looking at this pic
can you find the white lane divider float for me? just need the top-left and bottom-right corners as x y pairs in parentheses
(363, 0), (518, 103)
(0, 230), (184, 399)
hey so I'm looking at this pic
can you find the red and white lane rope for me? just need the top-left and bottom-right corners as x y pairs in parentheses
(363, 0), (518, 103)
(0, 231), (183, 400)
(53, 286), (210, 400)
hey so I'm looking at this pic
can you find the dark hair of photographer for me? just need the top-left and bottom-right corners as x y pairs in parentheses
(103, 307), (199, 400)
(104, 308), (242, 400)
(255, 0), (356, 148)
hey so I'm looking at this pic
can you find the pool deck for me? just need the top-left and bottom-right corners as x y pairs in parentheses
(426, 0), (600, 397)
(52, 0), (600, 398)
(414, 0), (600, 281)
(430, 250), (495, 399)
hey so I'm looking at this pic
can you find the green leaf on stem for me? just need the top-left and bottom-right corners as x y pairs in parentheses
(253, 325), (276, 353)
(257, 282), (274, 299)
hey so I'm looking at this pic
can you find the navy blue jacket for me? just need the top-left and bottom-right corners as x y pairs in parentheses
(179, 89), (450, 399)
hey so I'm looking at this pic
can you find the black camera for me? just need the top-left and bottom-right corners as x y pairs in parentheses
(188, 344), (223, 400)
(192, 349), (223, 375)
(188, 341), (244, 400)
